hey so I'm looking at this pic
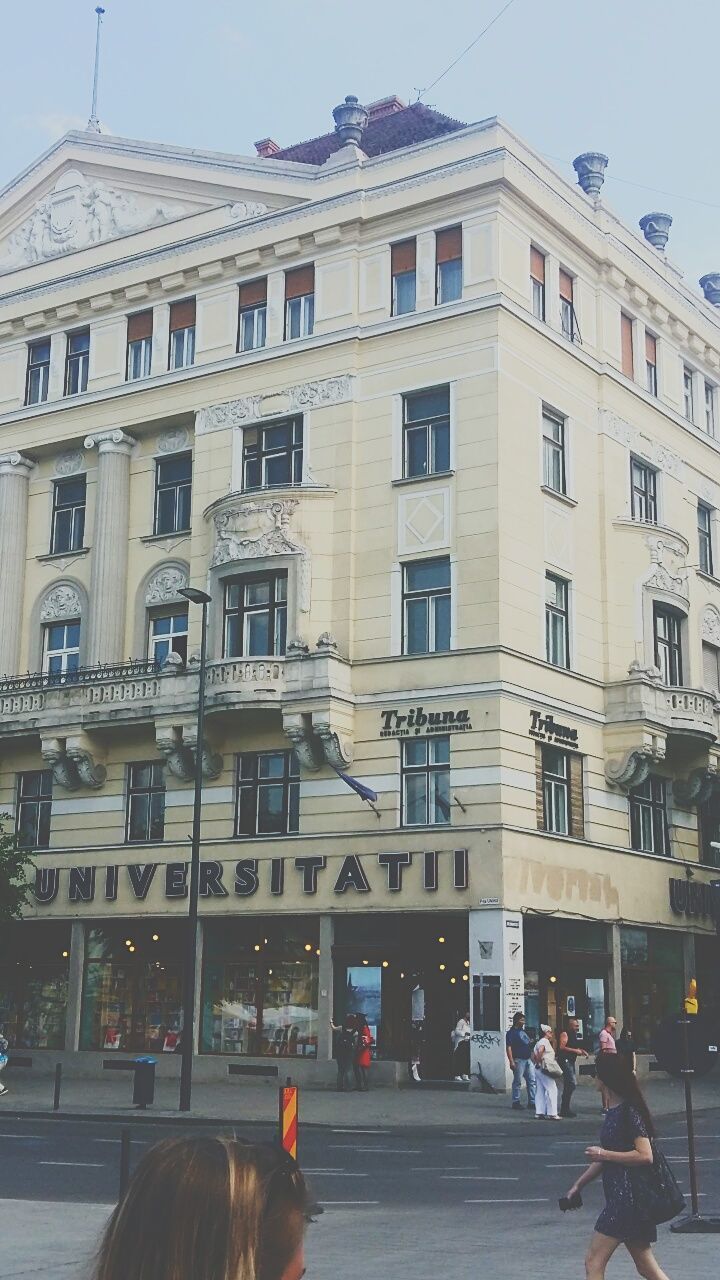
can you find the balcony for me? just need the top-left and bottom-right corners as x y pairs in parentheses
(604, 665), (719, 789)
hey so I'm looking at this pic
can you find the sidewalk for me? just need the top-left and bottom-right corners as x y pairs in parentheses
(2, 1068), (719, 1127)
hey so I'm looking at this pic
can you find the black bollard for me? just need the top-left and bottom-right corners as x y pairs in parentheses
(118, 1127), (131, 1202)
(52, 1063), (62, 1112)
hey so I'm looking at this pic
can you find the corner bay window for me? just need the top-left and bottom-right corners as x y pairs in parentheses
(542, 408), (566, 493)
(284, 266), (314, 339)
(16, 770), (52, 849)
(392, 239), (417, 315)
(630, 458), (657, 524)
(201, 919), (319, 1057)
(402, 557), (451, 654)
(224, 571), (287, 657)
(401, 736), (450, 826)
(243, 418), (302, 489)
(126, 762), (166, 843)
(698, 503), (713, 576)
(403, 387), (450, 478)
(435, 226), (462, 304)
(538, 745), (584, 838)
(126, 309), (153, 380)
(149, 608), (188, 665)
(50, 476), (86, 554)
(26, 339), (51, 405)
(545, 573), (569, 668)
(80, 922), (183, 1053)
(236, 751), (299, 837)
(43, 620), (80, 680)
(653, 603), (683, 686)
(169, 298), (196, 370)
(530, 247), (545, 321)
(238, 278), (267, 352)
(629, 775), (670, 855)
(64, 329), (90, 395)
(154, 452), (192, 535)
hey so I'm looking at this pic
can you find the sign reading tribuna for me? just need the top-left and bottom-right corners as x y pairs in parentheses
(379, 706), (472, 738)
(32, 849), (470, 905)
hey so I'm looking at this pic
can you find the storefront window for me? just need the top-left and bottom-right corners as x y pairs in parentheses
(0, 922), (70, 1050)
(80, 921), (183, 1053)
(201, 919), (319, 1057)
(621, 926), (684, 1051)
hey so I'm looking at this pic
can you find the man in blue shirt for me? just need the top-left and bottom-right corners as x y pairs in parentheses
(505, 1011), (536, 1110)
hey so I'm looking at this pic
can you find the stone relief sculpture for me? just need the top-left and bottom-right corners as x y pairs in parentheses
(701, 604), (720, 646)
(196, 375), (353, 434)
(228, 200), (269, 221)
(40, 584), (82, 623)
(145, 565), (188, 607)
(54, 451), (85, 477)
(157, 427), (189, 454)
(0, 170), (189, 271)
(211, 498), (310, 611)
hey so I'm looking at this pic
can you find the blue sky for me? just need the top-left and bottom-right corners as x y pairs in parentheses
(1, 1), (719, 290)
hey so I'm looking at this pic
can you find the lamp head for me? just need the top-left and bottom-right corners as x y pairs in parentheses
(178, 587), (212, 606)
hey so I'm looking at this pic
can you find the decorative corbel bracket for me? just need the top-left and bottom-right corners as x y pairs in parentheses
(155, 724), (223, 780)
(283, 712), (323, 772)
(604, 742), (666, 791)
(41, 737), (81, 791)
(41, 734), (107, 790)
(673, 767), (720, 809)
(184, 725), (223, 781)
(313, 715), (353, 769)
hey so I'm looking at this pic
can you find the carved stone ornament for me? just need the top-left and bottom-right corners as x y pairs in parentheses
(605, 742), (666, 791)
(155, 724), (222, 780)
(145, 565), (188, 607)
(211, 498), (310, 612)
(40, 736), (106, 791)
(316, 632), (339, 654)
(702, 605), (720, 646)
(40, 584), (82, 623)
(643, 536), (689, 603)
(157, 428), (189, 455)
(228, 200), (269, 221)
(314, 721), (353, 769)
(54, 450), (85, 477)
(196, 374), (353, 434)
(0, 170), (190, 273)
(600, 411), (683, 480)
(673, 768), (720, 809)
(283, 715), (323, 772)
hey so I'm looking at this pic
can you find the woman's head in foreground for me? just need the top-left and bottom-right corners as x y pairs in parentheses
(94, 1136), (311, 1280)
(595, 1052), (654, 1136)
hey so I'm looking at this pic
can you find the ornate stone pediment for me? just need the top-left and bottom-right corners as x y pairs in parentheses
(145, 565), (188, 607)
(210, 497), (310, 612)
(40, 584), (82, 622)
(643, 535), (689, 604)
(0, 170), (191, 272)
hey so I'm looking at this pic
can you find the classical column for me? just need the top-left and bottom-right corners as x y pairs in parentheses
(0, 452), (34, 676)
(607, 922), (624, 1027)
(84, 429), (135, 665)
(64, 921), (86, 1052)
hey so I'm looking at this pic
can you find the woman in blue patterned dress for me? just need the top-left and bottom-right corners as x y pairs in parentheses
(564, 1054), (671, 1280)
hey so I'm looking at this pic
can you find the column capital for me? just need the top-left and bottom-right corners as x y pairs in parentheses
(0, 451), (34, 478)
(84, 429), (135, 456)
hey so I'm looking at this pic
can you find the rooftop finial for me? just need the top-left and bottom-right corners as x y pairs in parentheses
(86, 6), (106, 134)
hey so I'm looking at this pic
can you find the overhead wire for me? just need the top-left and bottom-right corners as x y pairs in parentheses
(415, 0), (521, 99)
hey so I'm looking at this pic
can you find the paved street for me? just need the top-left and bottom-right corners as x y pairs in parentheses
(1, 1108), (719, 1279)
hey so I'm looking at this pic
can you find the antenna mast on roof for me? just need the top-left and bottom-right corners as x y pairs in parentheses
(86, 6), (106, 133)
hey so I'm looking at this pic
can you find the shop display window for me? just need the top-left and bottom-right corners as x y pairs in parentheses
(620, 926), (684, 1051)
(201, 919), (318, 1057)
(0, 922), (70, 1049)
(80, 922), (183, 1053)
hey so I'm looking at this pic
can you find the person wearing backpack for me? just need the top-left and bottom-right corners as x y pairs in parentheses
(563, 1053), (682, 1280)
(0, 1032), (9, 1096)
(330, 1016), (357, 1092)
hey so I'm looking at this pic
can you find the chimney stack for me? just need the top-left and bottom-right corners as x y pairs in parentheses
(700, 274), (720, 307)
(332, 95), (368, 147)
(255, 138), (280, 158)
(639, 212), (672, 252)
(572, 152), (608, 197)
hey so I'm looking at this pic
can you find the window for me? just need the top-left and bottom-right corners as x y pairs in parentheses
(126, 310), (153, 381)
(242, 419), (302, 489)
(149, 609), (188, 665)
(235, 751), (299, 837)
(169, 299), (196, 370)
(698, 503), (714, 576)
(545, 573), (569, 668)
(683, 366), (695, 421)
(16, 770), (53, 849)
(402, 387), (450, 478)
(80, 922), (183, 1054)
(559, 270), (576, 340)
(653, 604), (683, 686)
(50, 476), (86, 554)
(705, 382), (716, 435)
(284, 266), (314, 340)
(645, 332), (658, 395)
(154, 453), (192, 535)
(401, 736), (450, 827)
(238, 278), (267, 352)
(530, 247), (545, 321)
(621, 313), (634, 379)
(630, 458), (657, 524)
(538, 746), (584, 838)
(43, 620), (80, 680)
(224, 571), (287, 657)
(391, 239), (417, 316)
(629, 775), (670, 856)
(25, 339), (51, 405)
(126, 762), (165, 843)
(702, 641), (720, 697)
(542, 408), (566, 494)
(402, 557), (451, 654)
(435, 226), (462, 304)
(64, 329), (90, 395)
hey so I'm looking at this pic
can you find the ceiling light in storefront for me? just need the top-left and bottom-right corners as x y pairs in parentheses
(439, 963), (446, 971)
(316, 949), (321, 956)
(549, 975), (558, 984)
(464, 960), (470, 968)
(400, 972), (405, 979)
(254, 944), (261, 952)
(462, 974), (468, 982)
(268, 969), (273, 975)
(438, 936), (445, 943)
(152, 934), (159, 942)
(304, 944), (313, 952)
(382, 961), (389, 968)
(62, 950), (69, 958)
(450, 977), (456, 984)
(128, 946), (136, 953)
(362, 959), (369, 965)
(125, 939), (132, 946)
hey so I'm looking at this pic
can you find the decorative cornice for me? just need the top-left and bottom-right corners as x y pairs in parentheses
(196, 374), (353, 434)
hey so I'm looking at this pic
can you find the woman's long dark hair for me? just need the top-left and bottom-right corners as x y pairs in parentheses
(595, 1053), (654, 1137)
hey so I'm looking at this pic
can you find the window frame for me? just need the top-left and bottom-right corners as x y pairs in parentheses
(153, 452), (192, 536)
(148, 607), (189, 666)
(400, 736), (451, 828)
(541, 746), (570, 835)
(402, 387), (451, 479)
(43, 619), (80, 680)
(50, 476), (86, 555)
(705, 381), (716, 436)
(25, 339), (51, 406)
(530, 247), (546, 322)
(235, 750), (300, 837)
(126, 334), (152, 382)
(653, 602), (684, 686)
(542, 407), (566, 494)
(559, 269), (577, 342)
(630, 458), (658, 524)
(16, 769), (53, 850)
(64, 329), (90, 396)
(391, 239), (417, 317)
(401, 557), (451, 655)
(125, 761), (166, 844)
(629, 775), (670, 856)
(242, 418), (303, 491)
(645, 332), (658, 396)
(223, 570), (288, 658)
(545, 572), (570, 669)
(698, 503), (714, 577)
(683, 365), (695, 422)
(238, 301), (267, 353)
(284, 292), (314, 341)
(621, 312), (634, 379)
(435, 226), (463, 306)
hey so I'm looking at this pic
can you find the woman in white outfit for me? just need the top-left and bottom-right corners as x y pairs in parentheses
(533, 1024), (561, 1120)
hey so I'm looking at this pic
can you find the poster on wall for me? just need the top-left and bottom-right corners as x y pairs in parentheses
(103, 1027), (121, 1050)
(346, 966), (382, 1058)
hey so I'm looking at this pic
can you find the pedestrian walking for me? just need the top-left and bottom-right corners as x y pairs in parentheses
(0, 1031), (8, 1096)
(353, 1014), (374, 1091)
(617, 1026), (637, 1074)
(558, 1016), (588, 1117)
(505, 1010), (536, 1110)
(598, 1015), (618, 1110)
(330, 1015), (357, 1092)
(92, 1136), (312, 1280)
(533, 1023), (562, 1119)
(564, 1054), (681, 1280)
(451, 1010), (471, 1081)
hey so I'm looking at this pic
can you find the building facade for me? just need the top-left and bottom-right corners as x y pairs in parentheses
(0, 97), (718, 1088)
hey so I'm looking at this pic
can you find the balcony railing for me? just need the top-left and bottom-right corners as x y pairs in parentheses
(0, 659), (161, 695)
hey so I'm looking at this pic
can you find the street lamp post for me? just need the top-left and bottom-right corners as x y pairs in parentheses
(177, 586), (212, 1112)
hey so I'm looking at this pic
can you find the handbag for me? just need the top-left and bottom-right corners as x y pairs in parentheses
(542, 1057), (563, 1079)
(624, 1106), (685, 1224)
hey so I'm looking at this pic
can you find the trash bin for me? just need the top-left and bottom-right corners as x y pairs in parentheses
(133, 1057), (156, 1108)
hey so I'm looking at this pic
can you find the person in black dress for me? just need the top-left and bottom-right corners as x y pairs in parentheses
(564, 1054), (671, 1280)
